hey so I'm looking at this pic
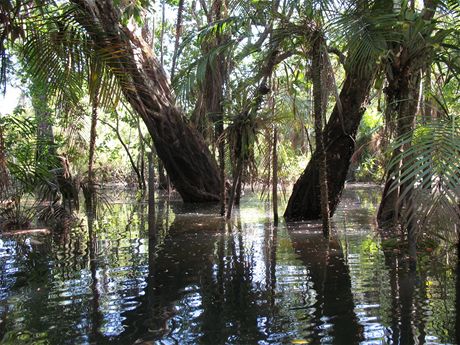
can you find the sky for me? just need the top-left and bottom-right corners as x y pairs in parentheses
(0, 85), (21, 116)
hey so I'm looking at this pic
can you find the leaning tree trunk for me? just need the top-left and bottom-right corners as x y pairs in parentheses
(72, 0), (221, 202)
(284, 68), (375, 221)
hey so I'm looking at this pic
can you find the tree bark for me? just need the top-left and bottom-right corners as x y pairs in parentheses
(0, 125), (9, 195)
(170, 0), (184, 81)
(137, 117), (146, 190)
(376, 69), (421, 230)
(284, 68), (375, 221)
(377, 2), (438, 234)
(88, 84), (99, 194)
(72, 0), (221, 202)
(31, 80), (57, 171)
(272, 126), (278, 225)
(311, 31), (330, 234)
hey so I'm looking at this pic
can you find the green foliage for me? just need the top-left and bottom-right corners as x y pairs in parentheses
(1, 108), (58, 194)
(353, 110), (385, 182)
(387, 117), (460, 230)
(113, 0), (150, 25)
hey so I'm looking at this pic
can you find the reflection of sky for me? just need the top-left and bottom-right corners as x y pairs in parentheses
(240, 223), (266, 286)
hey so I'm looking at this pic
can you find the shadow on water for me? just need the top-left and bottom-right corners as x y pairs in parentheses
(0, 185), (458, 344)
(119, 211), (281, 344)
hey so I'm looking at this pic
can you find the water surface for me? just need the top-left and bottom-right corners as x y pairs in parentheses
(0, 185), (458, 344)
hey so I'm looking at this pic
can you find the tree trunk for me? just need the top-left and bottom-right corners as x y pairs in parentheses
(311, 31), (330, 235)
(377, 2), (437, 232)
(148, 150), (156, 238)
(73, 0), (221, 202)
(272, 126), (278, 225)
(218, 120), (226, 216)
(88, 85), (99, 193)
(137, 118), (146, 190)
(226, 155), (242, 219)
(85, 86), (99, 215)
(31, 80), (57, 171)
(377, 66), (421, 230)
(284, 68), (375, 221)
(157, 160), (168, 189)
(170, 0), (184, 81)
(0, 125), (9, 195)
(159, 0), (165, 65)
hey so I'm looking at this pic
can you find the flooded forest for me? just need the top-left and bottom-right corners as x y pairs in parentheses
(0, 0), (459, 344)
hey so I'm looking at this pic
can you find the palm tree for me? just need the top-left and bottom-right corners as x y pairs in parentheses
(0, 0), (222, 202)
(377, 0), (445, 229)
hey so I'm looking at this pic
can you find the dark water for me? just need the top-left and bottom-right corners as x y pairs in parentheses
(0, 185), (458, 344)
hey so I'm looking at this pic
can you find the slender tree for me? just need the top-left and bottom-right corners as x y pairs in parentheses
(311, 30), (330, 234)
(87, 83), (99, 197)
(272, 125), (278, 225)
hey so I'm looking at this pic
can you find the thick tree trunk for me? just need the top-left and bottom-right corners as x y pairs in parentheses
(73, 0), (221, 202)
(377, 2), (437, 233)
(284, 69), (375, 221)
(377, 71), (421, 230)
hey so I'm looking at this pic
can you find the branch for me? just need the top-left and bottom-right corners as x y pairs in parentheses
(99, 114), (142, 185)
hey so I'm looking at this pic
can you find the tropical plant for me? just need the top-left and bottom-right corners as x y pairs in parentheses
(1, 0), (222, 203)
(384, 117), (460, 238)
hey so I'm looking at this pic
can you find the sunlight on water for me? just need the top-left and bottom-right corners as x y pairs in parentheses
(0, 185), (457, 344)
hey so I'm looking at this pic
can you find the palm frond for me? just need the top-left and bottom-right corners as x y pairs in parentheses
(18, 3), (123, 111)
(386, 117), (460, 230)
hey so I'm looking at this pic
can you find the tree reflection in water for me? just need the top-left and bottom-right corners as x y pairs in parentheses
(0, 187), (457, 344)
